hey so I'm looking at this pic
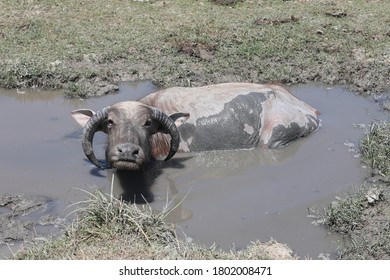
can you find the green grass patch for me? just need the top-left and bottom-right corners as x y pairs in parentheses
(314, 184), (390, 259)
(360, 122), (390, 181)
(1, 0), (390, 96)
(318, 185), (385, 233)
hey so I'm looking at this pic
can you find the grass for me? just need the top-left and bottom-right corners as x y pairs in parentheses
(318, 184), (386, 229)
(360, 122), (390, 181)
(319, 185), (390, 259)
(12, 190), (296, 260)
(1, 0), (390, 97)
(315, 121), (390, 259)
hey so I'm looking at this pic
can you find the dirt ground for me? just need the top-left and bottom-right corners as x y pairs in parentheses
(0, 193), (64, 254)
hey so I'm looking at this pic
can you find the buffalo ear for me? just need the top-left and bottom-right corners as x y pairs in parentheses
(71, 109), (108, 133)
(169, 113), (190, 128)
(71, 109), (95, 127)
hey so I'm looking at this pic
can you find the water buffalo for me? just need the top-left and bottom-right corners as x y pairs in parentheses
(71, 83), (319, 172)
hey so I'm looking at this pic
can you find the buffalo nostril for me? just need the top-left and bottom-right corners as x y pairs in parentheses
(116, 145), (126, 155)
(115, 144), (140, 160)
(131, 148), (139, 159)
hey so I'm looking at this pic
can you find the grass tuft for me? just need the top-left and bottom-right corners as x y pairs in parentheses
(360, 121), (390, 181)
(318, 185), (386, 233)
(72, 190), (177, 246)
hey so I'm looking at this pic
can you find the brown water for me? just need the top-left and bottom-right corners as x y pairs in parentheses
(0, 82), (388, 259)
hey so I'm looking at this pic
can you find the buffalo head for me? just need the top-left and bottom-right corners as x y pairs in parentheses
(71, 101), (189, 171)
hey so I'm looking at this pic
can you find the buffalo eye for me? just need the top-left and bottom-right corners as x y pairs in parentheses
(143, 119), (152, 127)
(107, 119), (115, 128)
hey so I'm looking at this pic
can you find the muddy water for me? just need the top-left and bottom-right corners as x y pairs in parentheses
(0, 82), (388, 259)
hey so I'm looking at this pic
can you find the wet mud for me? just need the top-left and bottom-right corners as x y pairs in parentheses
(0, 193), (65, 258)
(0, 82), (388, 259)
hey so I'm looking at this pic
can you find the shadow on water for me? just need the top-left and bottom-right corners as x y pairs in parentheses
(0, 82), (389, 259)
(107, 156), (191, 204)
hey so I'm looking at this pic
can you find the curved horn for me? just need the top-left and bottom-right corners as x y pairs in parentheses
(151, 108), (180, 161)
(81, 107), (109, 169)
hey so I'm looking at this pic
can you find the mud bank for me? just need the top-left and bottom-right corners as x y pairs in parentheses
(0, 193), (65, 258)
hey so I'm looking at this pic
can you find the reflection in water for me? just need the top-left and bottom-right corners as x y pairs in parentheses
(105, 142), (303, 210)
(106, 155), (191, 204)
(192, 138), (306, 170)
(108, 169), (158, 203)
(106, 164), (194, 224)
